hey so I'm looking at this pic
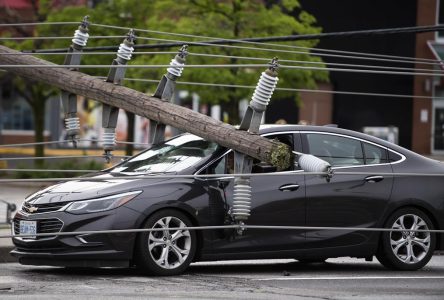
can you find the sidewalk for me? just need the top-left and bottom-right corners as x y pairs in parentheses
(0, 226), (15, 263)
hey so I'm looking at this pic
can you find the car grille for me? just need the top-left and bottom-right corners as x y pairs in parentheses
(22, 201), (69, 214)
(14, 218), (64, 239)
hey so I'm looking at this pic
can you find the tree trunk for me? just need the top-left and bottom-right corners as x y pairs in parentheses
(0, 45), (292, 170)
(125, 110), (135, 156)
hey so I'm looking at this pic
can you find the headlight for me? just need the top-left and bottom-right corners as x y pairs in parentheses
(65, 191), (142, 214)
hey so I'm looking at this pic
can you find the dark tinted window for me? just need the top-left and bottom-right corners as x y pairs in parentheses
(388, 150), (403, 162)
(363, 143), (389, 165)
(206, 133), (294, 174)
(306, 133), (364, 167)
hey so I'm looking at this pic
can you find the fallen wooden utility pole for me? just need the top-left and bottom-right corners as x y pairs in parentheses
(0, 45), (292, 169)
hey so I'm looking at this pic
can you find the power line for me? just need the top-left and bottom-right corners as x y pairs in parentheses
(0, 168), (98, 173)
(1, 171), (444, 183)
(0, 21), (79, 27)
(2, 223), (444, 240)
(121, 77), (443, 100)
(0, 139), (148, 148)
(91, 22), (444, 65)
(2, 50), (440, 74)
(1, 51), (178, 55)
(128, 35), (444, 67)
(0, 35), (125, 41)
(36, 42), (444, 67)
(3, 21), (442, 64)
(0, 155), (128, 161)
(1, 63), (442, 77)
(22, 33), (444, 67)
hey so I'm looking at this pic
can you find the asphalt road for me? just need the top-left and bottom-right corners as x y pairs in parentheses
(0, 257), (443, 299)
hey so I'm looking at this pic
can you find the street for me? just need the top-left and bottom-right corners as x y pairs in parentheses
(1, 257), (443, 299)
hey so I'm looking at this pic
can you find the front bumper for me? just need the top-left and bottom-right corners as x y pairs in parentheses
(11, 206), (143, 267)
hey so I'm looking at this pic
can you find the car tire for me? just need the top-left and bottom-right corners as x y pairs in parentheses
(376, 207), (436, 271)
(135, 209), (197, 276)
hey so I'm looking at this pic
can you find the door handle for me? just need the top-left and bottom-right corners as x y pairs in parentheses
(365, 175), (384, 183)
(279, 184), (300, 192)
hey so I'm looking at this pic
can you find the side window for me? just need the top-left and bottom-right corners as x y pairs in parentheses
(388, 151), (403, 162)
(205, 133), (294, 174)
(306, 133), (364, 167)
(252, 134), (294, 173)
(363, 143), (388, 165)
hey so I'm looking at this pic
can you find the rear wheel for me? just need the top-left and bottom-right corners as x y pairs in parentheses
(376, 208), (435, 271)
(135, 209), (197, 276)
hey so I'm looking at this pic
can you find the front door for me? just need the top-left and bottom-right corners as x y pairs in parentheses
(205, 133), (307, 254)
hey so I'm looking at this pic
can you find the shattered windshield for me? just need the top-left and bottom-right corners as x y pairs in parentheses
(111, 134), (218, 174)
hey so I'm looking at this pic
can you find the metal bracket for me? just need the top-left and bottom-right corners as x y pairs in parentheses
(101, 29), (136, 161)
(231, 58), (279, 234)
(60, 16), (90, 148)
(149, 45), (188, 145)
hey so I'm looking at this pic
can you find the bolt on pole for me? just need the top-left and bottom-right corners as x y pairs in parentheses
(101, 29), (136, 163)
(60, 16), (89, 148)
(149, 45), (188, 145)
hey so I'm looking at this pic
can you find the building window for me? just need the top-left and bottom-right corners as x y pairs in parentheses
(1, 93), (34, 130)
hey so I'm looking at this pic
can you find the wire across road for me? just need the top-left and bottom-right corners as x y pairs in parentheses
(2, 224), (444, 240)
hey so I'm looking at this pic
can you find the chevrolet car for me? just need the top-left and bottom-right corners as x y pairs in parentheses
(11, 125), (444, 275)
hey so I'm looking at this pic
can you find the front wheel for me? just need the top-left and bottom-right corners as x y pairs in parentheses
(135, 209), (197, 276)
(376, 208), (436, 271)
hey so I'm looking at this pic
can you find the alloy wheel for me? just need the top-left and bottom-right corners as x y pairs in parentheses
(147, 216), (192, 270)
(389, 214), (430, 264)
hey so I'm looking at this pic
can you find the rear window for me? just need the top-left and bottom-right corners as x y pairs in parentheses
(363, 143), (389, 165)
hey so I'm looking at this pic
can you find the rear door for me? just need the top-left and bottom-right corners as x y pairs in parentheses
(301, 132), (393, 248)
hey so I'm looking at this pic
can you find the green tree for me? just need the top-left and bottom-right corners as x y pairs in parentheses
(1, 0), (59, 166)
(3, 0), (328, 159)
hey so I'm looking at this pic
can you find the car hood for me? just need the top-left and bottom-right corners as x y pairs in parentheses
(25, 172), (172, 204)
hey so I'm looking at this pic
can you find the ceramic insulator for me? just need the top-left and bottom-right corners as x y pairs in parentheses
(167, 58), (184, 77)
(102, 131), (116, 150)
(65, 117), (80, 134)
(72, 29), (89, 47)
(298, 154), (331, 173)
(250, 72), (279, 107)
(116, 42), (134, 61)
(232, 179), (252, 221)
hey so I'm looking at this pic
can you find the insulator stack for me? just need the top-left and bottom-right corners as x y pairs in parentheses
(166, 58), (185, 77)
(232, 58), (280, 234)
(102, 129), (116, 151)
(232, 177), (252, 221)
(101, 29), (135, 162)
(250, 71), (279, 109)
(116, 42), (134, 61)
(72, 29), (89, 47)
(65, 117), (80, 137)
(61, 16), (89, 148)
(298, 154), (331, 173)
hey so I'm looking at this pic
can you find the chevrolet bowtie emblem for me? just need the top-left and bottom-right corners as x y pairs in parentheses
(28, 206), (38, 213)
